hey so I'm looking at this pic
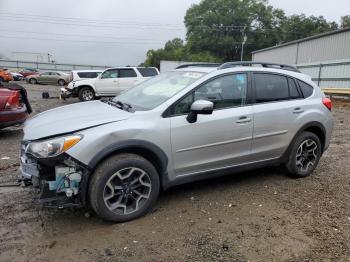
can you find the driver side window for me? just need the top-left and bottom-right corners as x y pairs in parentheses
(101, 69), (118, 79)
(174, 73), (248, 115)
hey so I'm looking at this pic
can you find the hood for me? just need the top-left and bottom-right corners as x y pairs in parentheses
(24, 100), (131, 140)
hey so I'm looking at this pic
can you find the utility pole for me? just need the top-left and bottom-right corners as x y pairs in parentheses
(240, 25), (247, 61)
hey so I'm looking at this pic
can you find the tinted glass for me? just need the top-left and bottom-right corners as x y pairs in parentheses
(255, 74), (289, 103)
(174, 74), (247, 115)
(298, 80), (314, 98)
(77, 72), (100, 78)
(101, 69), (118, 79)
(288, 78), (301, 99)
(119, 69), (137, 78)
(137, 68), (158, 77)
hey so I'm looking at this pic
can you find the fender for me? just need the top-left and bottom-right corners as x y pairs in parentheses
(87, 139), (168, 175)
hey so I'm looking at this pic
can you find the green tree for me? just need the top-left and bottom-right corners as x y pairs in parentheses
(143, 0), (342, 65)
(143, 38), (221, 68)
(341, 15), (350, 28)
(280, 15), (338, 42)
(185, 0), (286, 61)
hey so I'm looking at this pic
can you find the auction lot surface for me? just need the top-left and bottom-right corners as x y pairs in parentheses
(0, 83), (350, 261)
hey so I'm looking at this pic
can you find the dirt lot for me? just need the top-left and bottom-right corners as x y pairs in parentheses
(0, 83), (350, 262)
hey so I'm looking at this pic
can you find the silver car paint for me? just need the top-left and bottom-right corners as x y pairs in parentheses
(23, 66), (334, 185)
(23, 101), (131, 140)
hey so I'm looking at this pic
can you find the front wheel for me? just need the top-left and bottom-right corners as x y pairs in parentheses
(285, 131), (322, 178)
(89, 154), (160, 222)
(78, 87), (95, 102)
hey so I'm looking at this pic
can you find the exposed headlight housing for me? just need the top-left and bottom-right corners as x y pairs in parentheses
(26, 135), (82, 158)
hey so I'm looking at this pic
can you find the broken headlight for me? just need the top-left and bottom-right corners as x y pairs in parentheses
(26, 135), (82, 159)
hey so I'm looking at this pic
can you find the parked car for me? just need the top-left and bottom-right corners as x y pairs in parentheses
(11, 72), (24, 81)
(0, 83), (32, 129)
(20, 62), (334, 222)
(19, 68), (39, 78)
(26, 71), (69, 86)
(60, 67), (159, 101)
(0, 68), (14, 83)
(69, 70), (103, 83)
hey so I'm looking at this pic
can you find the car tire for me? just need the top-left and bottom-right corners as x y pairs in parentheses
(29, 78), (37, 84)
(78, 86), (95, 102)
(58, 79), (65, 86)
(89, 153), (160, 222)
(285, 131), (322, 178)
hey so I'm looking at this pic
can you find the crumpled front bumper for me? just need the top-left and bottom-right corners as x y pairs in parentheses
(19, 142), (89, 208)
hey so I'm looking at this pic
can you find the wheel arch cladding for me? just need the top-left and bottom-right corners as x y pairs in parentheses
(87, 139), (168, 185)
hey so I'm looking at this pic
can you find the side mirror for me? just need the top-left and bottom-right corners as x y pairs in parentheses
(186, 100), (214, 123)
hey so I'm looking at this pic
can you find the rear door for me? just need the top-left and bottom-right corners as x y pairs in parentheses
(116, 69), (139, 93)
(251, 73), (304, 161)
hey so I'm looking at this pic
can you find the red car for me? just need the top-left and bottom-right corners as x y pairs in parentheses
(0, 83), (32, 129)
(18, 68), (39, 78)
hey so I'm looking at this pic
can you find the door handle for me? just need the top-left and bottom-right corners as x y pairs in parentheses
(293, 107), (304, 114)
(236, 116), (251, 124)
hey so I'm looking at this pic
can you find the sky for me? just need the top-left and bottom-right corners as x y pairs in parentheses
(0, 0), (349, 66)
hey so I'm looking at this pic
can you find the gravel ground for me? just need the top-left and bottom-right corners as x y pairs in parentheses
(0, 83), (349, 262)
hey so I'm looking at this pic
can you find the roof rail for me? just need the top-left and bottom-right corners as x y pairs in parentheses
(175, 63), (221, 69)
(218, 61), (300, 73)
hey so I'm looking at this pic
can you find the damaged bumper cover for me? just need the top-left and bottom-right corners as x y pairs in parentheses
(20, 143), (90, 208)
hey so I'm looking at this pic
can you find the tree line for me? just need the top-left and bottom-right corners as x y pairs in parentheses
(143, 0), (350, 67)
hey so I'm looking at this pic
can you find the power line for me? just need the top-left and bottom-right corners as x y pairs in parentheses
(0, 16), (183, 30)
(0, 29), (170, 42)
(0, 35), (166, 45)
(0, 12), (183, 27)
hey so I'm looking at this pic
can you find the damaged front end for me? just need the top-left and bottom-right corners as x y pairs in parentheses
(20, 139), (90, 208)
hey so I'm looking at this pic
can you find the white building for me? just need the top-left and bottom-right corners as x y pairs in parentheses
(252, 28), (350, 88)
(11, 52), (53, 63)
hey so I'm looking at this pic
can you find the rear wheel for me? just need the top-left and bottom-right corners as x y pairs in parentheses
(286, 131), (322, 177)
(78, 86), (95, 102)
(58, 79), (65, 86)
(89, 154), (160, 222)
(29, 78), (37, 84)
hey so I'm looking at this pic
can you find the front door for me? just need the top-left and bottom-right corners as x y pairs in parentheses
(95, 69), (119, 95)
(170, 73), (253, 176)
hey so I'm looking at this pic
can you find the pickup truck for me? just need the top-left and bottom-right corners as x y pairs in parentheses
(61, 67), (159, 102)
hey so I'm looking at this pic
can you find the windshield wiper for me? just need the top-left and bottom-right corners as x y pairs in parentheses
(105, 100), (135, 112)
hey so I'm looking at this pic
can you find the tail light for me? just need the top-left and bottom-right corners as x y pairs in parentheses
(4, 91), (21, 110)
(322, 97), (332, 111)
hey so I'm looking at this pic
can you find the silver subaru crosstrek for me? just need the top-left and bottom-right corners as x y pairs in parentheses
(20, 62), (334, 222)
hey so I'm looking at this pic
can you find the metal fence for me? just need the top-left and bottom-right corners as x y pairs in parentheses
(297, 60), (350, 88)
(0, 59), (111, 72)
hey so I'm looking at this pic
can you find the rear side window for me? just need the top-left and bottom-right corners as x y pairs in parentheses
(254, 73), (289, 103)
(137, 68), (158, 77)
(119, 69), (137, 78)
(288, 78), (301, 99)
(77, 72), (100, 78)
(298, 80), (314, 98)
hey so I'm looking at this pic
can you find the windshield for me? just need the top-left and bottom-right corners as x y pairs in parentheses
(113, 71), (205, 110)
